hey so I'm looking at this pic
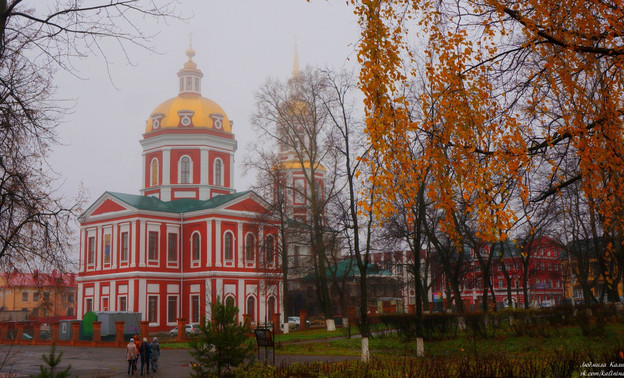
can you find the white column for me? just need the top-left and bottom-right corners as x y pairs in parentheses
(215, 221), (222, 267)
(200, 148), (209, 184)
(139, 220), (146, 267)
(128, 279), (136, 312)
(77, 282), (84, 320)
(110, 281), (117, 311)
(111, 222), (118, 269)
(205, 278), (212, 320)
(162, 148), (171, 185)
(141, 152), (147, 191)
(237, 222), (244, 267)
(130, 221), (137, 268)
(96, 226), (102, 271)
(206, 220), (212, 267)
(161, 148), (172, 201)
(79, 228), (85, 273)
(229, 152), (235, 189)
(215, 278), (223, 302)
(238, 280), (245, 323)
(138, 279), (147, 322)
(94, 281), (101, 311)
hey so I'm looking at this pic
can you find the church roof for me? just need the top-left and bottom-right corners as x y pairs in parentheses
(144, 46), (232, 134)
(106, 191), (251, 213)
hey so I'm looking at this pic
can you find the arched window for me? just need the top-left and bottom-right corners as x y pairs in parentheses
(150, 159), (159, 187)
(192, 232), (200, 261)
(246, 296), (255, 322)
(267, 296), (275, 319)
(224, 232), (233, 261)
(180, 156), (191, 184)
(225, 296), (235, 308)
(214, 159), (223, 186)
(245, 233), (255, 261)
(264, 235), (275, 264)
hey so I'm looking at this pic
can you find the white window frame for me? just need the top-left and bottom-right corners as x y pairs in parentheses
(244, 233), (255, 263)
(191, 231), (201, 267)
(150, 158), (159, 187)
(148, 295), (159, 324)
(148, 231), (159, 263)
(178, 155), (193, 184)
(118, 296), (127, 312)
(213, 158), (223, 186)
(167, 295), (179, 325)
(223, 231), (234, 264)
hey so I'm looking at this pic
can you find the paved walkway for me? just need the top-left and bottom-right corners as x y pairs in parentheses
(0, 344), (358, 377)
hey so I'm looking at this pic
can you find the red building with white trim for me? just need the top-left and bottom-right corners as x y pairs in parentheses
(76, 47), (282, 331)
(430, 237), (565, 309)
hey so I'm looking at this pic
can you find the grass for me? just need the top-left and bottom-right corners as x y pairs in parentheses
(274, 323), (624, 358)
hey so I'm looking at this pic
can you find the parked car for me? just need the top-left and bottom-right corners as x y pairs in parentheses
(282, 316), (310, 330)
(169, 324), (200, 337)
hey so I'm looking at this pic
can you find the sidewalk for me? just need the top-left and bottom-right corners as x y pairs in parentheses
(0, 344), (357, 377)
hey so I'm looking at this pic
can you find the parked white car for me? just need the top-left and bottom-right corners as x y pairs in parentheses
(282, 316), (310, 330)
(169, 324), (200, 337)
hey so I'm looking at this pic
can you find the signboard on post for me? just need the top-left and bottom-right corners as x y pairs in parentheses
(253, 328), (274, 364)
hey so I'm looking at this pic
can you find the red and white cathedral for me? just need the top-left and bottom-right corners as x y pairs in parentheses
(76, 46), (282, 330)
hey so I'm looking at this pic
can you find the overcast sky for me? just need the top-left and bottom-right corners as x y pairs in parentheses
(49, 0), (360, 210)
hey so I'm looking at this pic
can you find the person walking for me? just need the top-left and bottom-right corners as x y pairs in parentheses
(151, 337), (160, 373)
(134, 335), (141, 372)
(126, 338), (138, 375)
(139, 337), (152, 375)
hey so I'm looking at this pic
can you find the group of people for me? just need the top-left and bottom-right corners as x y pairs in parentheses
(125, 334), (161, 375)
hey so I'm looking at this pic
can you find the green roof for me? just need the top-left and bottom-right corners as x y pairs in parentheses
(104, 191), (252, 214)
(303, 258), (392, 281)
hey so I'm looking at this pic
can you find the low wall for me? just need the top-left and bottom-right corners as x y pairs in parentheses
(0, 320), (141, 348)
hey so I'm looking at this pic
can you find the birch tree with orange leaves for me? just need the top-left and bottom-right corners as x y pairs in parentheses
(352, 0), (624, 255)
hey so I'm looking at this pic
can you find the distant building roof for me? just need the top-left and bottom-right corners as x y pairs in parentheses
(2, 270), (76, 288)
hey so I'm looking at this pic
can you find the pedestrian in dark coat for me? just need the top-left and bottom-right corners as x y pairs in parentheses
(139, 337), (152, 375)
(151, 337), (160, 373)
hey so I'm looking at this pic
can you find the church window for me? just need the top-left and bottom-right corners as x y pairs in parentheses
(294, 179), (305, 204)
(121, 232), (129, 263)
(148, 231), (158, 261)
(192, 232), (200, 262)
(119, 296), (127, 311)
(150, 159), (159, 187)
(194, 77), (199, 92)
(87, 237), (95, 266)
(265, 235), (275, 264)
(246, 296), (255, 322)
(245, 233), (255, 261)
(267, 297), (275, 318)
(224, 232), (233, 261)
(179, 78), (184, 92)
(225, 296), (235, 308)
(293, 245), (300, 268)
(148, 296), (158, 322)
(214, 159), (223, 186)
(186, 77), (192, 91)
(167, 296), (178, 323)
(191, 295), (200, 324)
(168, 233), (177, 263)
(180, 156), (191, 184)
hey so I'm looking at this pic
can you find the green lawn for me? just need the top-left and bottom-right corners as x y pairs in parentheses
(275, 323), (624, 358)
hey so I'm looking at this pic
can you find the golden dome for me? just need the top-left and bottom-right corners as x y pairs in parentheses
(146, 93), (231, 133)
(274, 160), (326, 172)
(145, 47), (232, 134)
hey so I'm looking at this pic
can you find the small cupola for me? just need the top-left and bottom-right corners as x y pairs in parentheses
(177, 44), (203, 96)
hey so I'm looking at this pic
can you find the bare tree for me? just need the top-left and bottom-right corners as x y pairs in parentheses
(250, 67), (340, 318)
(0, 1), (180, 271)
